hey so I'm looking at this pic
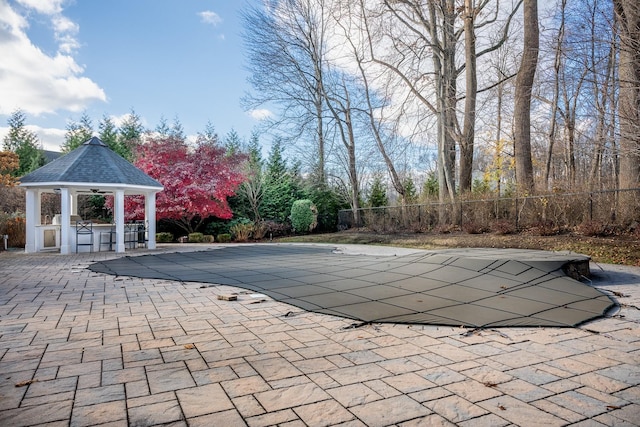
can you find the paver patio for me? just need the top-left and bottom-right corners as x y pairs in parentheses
(0, 243), (638, 426)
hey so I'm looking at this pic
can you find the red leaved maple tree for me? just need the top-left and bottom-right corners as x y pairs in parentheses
(117, 136), (246, 233)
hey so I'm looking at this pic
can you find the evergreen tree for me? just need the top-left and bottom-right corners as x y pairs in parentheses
(118, 108), (144, 161)
(260, 137), (303, 222)
(155, 115), (171, 137)
(2, 109), (45, 176)
(422, 172), (439, 200)
(62, 112), (93, 152)
(224, 129), (242, 155)
(368, 175), (388, 208)
(198, 121), (219, 145)
(265, 137), (288, 184)
(235, 132), (264, 221)
(402, 177), (418, 204)
(98, 114), (120, 152)
(169, 116), (185, 140)
(305, 181), (348, 232)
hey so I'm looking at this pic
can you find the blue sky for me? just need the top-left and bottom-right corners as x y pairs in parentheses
(0, 0), (267, 151)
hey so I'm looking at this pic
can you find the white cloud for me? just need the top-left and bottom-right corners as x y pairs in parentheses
(248, 109), (273, 120)
(0, 1), (106, 116)
(198, 10), (222, 26)
(15, 0), (64, 15)
(52, 15), (80, 54)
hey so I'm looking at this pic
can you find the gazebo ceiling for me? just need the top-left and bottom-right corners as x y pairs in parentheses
(19, 137), (162, 194)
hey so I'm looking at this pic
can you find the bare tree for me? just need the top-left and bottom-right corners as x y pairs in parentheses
(321, 72), (362, 223)
(242, 0), (330, 184)
(513, 0), (538, 193)
(543, 0), (565, 190)
(614, 0), (640, 190)
(356, 0), (521, 203)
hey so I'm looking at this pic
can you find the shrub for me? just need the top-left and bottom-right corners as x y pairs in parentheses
(217, 233), (231, 243)
(462, 221), (488, 234)
(204, 220), (229, 237)
(253, 221), (268, 240)
(188, 232), (205, 243)
(0, 213), (26, 248)
(203, 234), (215, 243)
(261, 220), (291, 238)
(434, 224), (457, 234)
(491, 219), (516, 235)
(230, 222), (254, 242)
(530, 220), (558, 236)
(576, 220), (611, 237)
(156, 232), (174, 243)
(291, 199), (318, 234)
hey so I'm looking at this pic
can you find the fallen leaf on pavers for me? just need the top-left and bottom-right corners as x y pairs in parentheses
(498, 404), (507, 410)
(217, 295), (238, 301)
(606, 405), (622, 410)
(611, 291), (629, 297)
(184, 344), (196, 350)
(15, 379), (38, 387)
(483, 382), (498, 388)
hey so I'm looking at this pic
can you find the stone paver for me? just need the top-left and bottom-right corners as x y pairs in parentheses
(0, 243), (639, 426)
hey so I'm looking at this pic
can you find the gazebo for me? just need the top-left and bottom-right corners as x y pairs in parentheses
(19, 137), (164, 254)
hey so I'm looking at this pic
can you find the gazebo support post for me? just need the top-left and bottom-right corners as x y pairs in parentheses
(114, 189), (126, 253)
(145, 192), (157, 249)
(70, 191), (78, 216)
(60, 188), (71, 254)
(25, 189), (38, 253)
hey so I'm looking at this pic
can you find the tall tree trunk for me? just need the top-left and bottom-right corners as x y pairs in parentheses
(430, 0), (457, 207)
(496, 74), (504, 196)
(513, 0), (539, 194)
(322, 79), (361, 226)
(614, 0), (640, 190)
(545, 0), (565, 191)
(460, 0), (477, 194)
(589, 41), (616, 188)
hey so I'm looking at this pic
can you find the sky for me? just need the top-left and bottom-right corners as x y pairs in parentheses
(0, 0), (268, 152)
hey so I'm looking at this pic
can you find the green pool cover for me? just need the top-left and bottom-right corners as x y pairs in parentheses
(89, 244), (615, 328)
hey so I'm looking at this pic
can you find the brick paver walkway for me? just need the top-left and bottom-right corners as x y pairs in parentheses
(0, 244), (638, 426)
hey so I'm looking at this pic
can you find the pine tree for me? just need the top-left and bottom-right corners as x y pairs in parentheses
(2, 109), (45, 176)
(62, 113), (93, 152)
(118, 108), (144, 160)
(265, 137), (288, 184)
(402, 177), (418, 204)
(155, 116), (171, 137)
(98, 115), (120, 153)
(197, 121), (219, 145)
(235, 132), (264, 221)
(224, 129), (242, 155)
(368, 175), (388, 208)
(169, 116), (185, 140)
(260, 137), (303, 222)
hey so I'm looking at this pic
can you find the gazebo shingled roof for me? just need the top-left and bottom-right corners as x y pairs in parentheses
(20, 137), (162, 188)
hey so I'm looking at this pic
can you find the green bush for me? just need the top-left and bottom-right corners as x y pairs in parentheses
(203, 234), (215, 243)
(217, 233), (231, 243)
(291, 199), (317, 234)
(188, 232), (205, 243)
(156, 232), (174, 243)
